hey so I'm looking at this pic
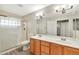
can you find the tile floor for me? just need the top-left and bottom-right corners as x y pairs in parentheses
(3, 48), (33, 55)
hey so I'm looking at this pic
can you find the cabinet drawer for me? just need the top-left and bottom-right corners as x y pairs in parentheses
(41, 41), (50, 47)
(41, 45), (50, 54)
(34, 39), (40, 45)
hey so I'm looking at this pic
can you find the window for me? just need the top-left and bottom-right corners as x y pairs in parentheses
(0, 16), (21, 27)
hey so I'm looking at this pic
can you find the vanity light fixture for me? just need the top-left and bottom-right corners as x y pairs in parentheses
(55, 5), (73, 14)
(35, 12), (45, 20)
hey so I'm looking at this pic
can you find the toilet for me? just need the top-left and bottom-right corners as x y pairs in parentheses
(21, 40), (30, 50)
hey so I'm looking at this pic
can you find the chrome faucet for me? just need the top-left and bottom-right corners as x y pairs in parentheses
(37, 34), (42, 37)
(61, 38), (66, 41)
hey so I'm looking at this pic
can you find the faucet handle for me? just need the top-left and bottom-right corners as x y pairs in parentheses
(61, 38), (66, 41)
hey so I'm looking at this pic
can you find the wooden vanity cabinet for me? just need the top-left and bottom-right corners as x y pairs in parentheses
(41, 41), (50, 55)
(34, 39), (41, 55)
(30, 38), (41, 55)
(50, 43), (63, 55)
(64, 46), (79, 55)
(30, 38), (35, 54)
(30, 38), (79, 55)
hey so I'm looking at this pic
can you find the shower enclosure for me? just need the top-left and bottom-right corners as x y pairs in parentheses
(0, 16), (21, 54)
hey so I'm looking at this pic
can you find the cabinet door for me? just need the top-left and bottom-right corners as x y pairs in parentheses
(41, 45), (50, 55)
(50, 43), (63, 55)
(41, 41), (50, 55)
(34, 39), (41, 55)
(30, 38), (35, 54)
(41, 41), (50, 47)
(64, 47), (79, 55)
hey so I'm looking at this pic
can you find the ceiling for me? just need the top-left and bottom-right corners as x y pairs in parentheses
(0, 4), (49, 16)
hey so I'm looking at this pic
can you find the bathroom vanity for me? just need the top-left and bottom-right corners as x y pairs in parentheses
(30, 34), (79, 55)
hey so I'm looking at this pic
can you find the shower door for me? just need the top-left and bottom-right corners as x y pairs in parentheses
(0, 16), (21, 53)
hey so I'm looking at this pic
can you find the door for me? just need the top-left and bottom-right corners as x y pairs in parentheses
(30, 39), (34, 54)
(34, 39), (41, 55)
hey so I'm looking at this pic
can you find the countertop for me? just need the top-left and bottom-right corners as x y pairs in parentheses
(31, 34), (79, 49)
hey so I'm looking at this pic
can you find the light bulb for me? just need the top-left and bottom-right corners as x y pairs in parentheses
(54, 6), (60, 10)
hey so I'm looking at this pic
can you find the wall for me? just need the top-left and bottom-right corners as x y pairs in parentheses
(23, 4), (79, 40)
(0, 10), (22, 19)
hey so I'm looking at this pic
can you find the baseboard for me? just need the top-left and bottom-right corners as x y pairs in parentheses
(0, 46), (18, 55)
(0, 41), (30, 55)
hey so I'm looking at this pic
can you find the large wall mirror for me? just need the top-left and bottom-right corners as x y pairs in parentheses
(36, 16), (79, 40)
